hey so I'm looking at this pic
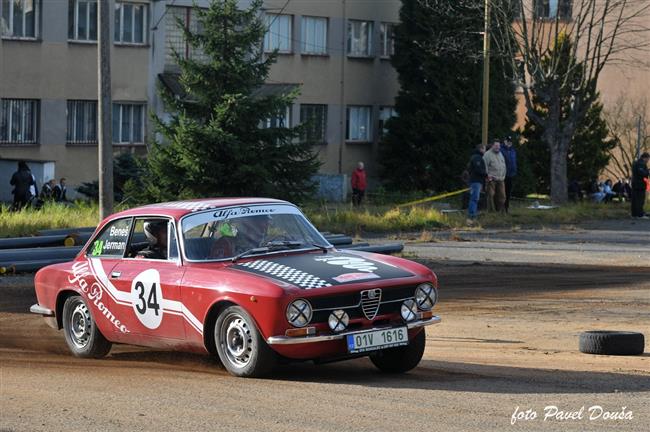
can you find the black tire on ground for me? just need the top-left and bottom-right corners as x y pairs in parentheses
(62, 295), (112, 358)
(579, 331), (645, 356)
(214, 305), (277, 377)
(370, 329), (426, 373)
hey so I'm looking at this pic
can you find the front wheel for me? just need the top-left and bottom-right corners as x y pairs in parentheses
(370, 329), (425, 373)
(214, 305), (277, 377)
(62, 295), (112, 358)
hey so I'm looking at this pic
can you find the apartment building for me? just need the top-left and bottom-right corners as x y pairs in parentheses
(0, 0), (150, 197)
(1, 0), (401, 198)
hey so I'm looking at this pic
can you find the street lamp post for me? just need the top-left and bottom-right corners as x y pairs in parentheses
(98, 0), (113, 220)
(481, 0), (491, 147)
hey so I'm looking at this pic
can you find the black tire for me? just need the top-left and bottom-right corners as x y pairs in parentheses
(214, 305), (277, 377)
(62, 295), (112, 358)
(579, 331), (645, 356)
(370, 329), (426, 373)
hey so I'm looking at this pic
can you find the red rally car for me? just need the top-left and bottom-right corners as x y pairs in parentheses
(31, 198), (441, 377)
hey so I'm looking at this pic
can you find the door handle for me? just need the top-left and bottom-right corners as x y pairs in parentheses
(110, 271), (121, 278)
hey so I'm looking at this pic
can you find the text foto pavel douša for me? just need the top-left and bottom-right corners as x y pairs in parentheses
(511, 405), (633, 425)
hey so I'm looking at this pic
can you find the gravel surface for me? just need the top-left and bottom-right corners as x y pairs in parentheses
(2, 262), (649, 432)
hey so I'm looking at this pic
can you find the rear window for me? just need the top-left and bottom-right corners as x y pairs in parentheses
(88, 218), (133, 257)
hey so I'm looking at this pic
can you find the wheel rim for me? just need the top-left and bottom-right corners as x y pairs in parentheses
(219, 313), (254, 369)
(69, 302), (92, 349)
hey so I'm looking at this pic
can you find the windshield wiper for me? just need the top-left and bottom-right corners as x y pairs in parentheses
(310, 243), (329, 253)
(265, 240), (303, 249)
(231, 247), (270, 263)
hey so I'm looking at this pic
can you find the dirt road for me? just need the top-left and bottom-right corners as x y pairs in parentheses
(1, 263), (649, 432)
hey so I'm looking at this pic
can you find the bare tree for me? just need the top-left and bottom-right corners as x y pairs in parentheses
(490, 0), (650, 203)
(603, 93), (649, 179)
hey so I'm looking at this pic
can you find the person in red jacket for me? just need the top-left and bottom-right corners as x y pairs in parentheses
(351, 161), (367, 206)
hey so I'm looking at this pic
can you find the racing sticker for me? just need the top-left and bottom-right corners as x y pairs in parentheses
(233, 251), (414, 289)
(131, 269), (164, 329)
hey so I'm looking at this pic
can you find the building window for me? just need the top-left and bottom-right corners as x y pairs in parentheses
(378, 106), (397, 138)
(68, 0), (97, 41)
(265, 107), (291, 129)
(347, 20), (373, 57)
(301, 16), (327, 55)
(534, 0), (572, 20)
(300, 104), (327, 144)
(0, 99), (39, 145)
(1, 0), (39, 39)
(66, 100), (97, 144)
(112, 103), (145, 144)
(264, 13), (292, 53)
(346, 106), (371, 142)
(114, 2), (147, 45)
(380, 23), (395, 58)
(165, 6), (207, 64)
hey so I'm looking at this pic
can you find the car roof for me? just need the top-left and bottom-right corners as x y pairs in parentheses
(107, 198), (290, 220)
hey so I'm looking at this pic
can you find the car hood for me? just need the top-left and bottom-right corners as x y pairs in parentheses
(230, 250), (415, 289)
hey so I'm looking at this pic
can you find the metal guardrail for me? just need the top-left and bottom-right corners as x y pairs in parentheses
(0, 230), (403, 274)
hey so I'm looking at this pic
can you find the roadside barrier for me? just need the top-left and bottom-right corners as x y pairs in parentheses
(0, 231), (403, 274)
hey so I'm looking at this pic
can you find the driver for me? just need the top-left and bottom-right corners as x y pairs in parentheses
(209, 215), (271, 259)
(137, 221), (168, 260)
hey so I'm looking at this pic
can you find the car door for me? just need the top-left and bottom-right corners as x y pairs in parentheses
(108, 217), (187, 341)
(80, 217), (135, 337)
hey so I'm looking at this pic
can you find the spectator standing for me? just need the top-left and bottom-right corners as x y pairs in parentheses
(9, 161), (35, 211)
(53, 178), (68, 202)
(351, 162), (367, 206)
(483, 140), (507, 212)
(501, 136), (517, 212)
(630, 152), (650, 218)
(466, 143), (487, 222)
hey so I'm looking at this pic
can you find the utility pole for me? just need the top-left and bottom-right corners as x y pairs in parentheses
(98, 0), (113, 219)
(481, 0), (491, 147)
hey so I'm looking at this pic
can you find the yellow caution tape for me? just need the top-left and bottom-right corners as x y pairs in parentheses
(396, 188), (469, 209)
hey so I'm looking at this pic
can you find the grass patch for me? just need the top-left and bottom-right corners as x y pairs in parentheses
(450, 201), (629, 228)
(0, 202), (100, 238)
(304, 204), (450, 235)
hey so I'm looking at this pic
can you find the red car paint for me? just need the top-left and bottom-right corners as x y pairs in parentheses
(33, 198), (439, 362)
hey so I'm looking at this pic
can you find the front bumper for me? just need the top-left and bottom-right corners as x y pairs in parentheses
(267, 315), (441, 345)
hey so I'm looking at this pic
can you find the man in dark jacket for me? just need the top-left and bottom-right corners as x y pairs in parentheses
(631, 152), (650, 218)
(9, 161), (35, 211)
(53, 178), (68, 202)
(501, 136), (517, 212)
(467, 143), (487, 221)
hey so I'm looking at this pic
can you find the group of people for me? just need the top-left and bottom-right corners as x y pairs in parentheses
(9, 161), (68, 211)
(466, 136), (517, 221)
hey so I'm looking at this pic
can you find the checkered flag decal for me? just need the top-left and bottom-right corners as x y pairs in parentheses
(239, 260), (332, 289)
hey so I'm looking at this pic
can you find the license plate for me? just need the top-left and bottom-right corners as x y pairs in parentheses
(346, 327), (409, 353)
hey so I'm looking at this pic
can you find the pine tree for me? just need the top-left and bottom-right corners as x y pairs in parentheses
(132, 0), (320, 203)
(379, 0), (517, 193)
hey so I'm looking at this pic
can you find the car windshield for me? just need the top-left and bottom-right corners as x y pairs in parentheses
(181, 204), (330, 261)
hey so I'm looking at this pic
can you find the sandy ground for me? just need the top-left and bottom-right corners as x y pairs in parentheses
(1, 260), (649, 432)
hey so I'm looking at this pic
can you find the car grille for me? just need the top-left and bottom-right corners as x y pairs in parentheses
(309, 285), (415, 324)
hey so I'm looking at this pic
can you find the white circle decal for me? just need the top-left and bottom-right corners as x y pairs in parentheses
(131, 269), (164, 329)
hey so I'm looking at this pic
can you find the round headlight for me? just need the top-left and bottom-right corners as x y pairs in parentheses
(286, 299), (312, 328)
(401, 299), (418, 322)
(415, 283), (437, 310)
(328, 310), (349, 332)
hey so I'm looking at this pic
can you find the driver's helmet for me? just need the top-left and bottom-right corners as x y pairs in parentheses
(219, 221), (238, 238)
(144, 221), (167, 246)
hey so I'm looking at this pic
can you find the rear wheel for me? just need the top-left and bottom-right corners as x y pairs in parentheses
(370, 329), (425, 373)
(214, 306), (277, 377)
(62, 295), (112, 358)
